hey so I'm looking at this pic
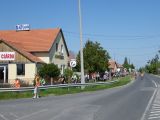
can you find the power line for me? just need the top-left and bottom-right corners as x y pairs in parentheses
(64, 35), (160, 42)
(63, 30), (160, 40)
(106, 45), (158, 50)
(113, 51), (158, 57)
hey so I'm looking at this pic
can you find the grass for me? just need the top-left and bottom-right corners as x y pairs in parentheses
(0, 76), (132, 100)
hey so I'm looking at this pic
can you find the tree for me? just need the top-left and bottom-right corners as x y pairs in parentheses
(144, 50), (160, 74)
(130, 63), (135, 69)
(122, 57), (135, 71)
(75, 40), (110, 73)
(64, 68), (73, 83)
(38, 63), (60, 84)
(123, 57), (130, 71)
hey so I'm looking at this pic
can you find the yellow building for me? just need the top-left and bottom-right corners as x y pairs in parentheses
(0, 28), (69, 84)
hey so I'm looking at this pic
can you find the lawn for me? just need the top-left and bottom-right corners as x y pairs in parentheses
(0, 76), (132, 100)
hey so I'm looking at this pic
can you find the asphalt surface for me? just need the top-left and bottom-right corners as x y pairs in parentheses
(0, 74), (160, 120)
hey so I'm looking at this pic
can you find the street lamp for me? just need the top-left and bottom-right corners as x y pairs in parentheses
(78, 0), (85, 84)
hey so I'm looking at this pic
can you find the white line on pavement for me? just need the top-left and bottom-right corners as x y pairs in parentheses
(149, 113), (160, 117)
(152, 80), (158, 88)
(140, 89), (158, 120)
(153, 103), (160, 107)
(150, 111), (160, 114)
(151, 109), (160, 112)
(15, 109), (48, 120)
(9, 112), (19, 118)
(148, 115), (160, 119)
(0, 113), (9, 120)
(151, 106), (160, 109)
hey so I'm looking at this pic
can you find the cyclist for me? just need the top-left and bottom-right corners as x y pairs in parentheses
(140, 72), (144, 80)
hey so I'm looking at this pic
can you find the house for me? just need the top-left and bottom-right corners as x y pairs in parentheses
(0, 28), (69, 84)
(108, 60), (118, 74)
(117, 63), (124, 72)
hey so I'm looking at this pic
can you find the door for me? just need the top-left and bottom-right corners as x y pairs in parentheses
(0, 67), (4, 83)
(0, 66), (7, 83)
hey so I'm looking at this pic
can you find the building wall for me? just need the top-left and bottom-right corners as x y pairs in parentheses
(0, 42), (31, 63)
(32, 32), (69, 72)
(32, 52), (49, 63)
(25, 63), (36, 84)
(8, 63), (36, 84)
(8, 64), (16, 84)
(49, 32), (69, 74)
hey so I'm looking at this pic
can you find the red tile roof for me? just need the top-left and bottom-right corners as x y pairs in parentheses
(117, 63), (123, 68)
(0, 28), (68, 63)
(0, 28), (60, 52)
(108, 60), (117, 69)
(0, 39), (43, 63)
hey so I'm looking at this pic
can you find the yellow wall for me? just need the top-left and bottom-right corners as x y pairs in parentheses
(32, 52), (49, 63)
(8, 63), (36, 85)
(8, 64), (16, 84)
(49, 32), (69, 74)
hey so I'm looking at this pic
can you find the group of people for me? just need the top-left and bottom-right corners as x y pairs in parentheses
(14, 79), (20, 88)
(85, 72), (110, 82)
(33, 74), (46, 99)
(14, 75), (46, 99)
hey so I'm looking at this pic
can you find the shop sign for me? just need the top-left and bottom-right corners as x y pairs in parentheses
(0, 52), (15, 60)
(16, 24), (30, 31)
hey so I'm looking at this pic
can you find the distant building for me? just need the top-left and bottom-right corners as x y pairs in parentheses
(0, 28), (69, 84)
(117, 63), (124, 72)
(108, 60), (118, 73)
(108, 60), (124, 73)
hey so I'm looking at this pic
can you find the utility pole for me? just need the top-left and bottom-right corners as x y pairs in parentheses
(78, 0), (85, 84)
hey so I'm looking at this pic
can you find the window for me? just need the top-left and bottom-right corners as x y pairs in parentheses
(61, 65), (65, 75)
(61, 44), (64, 54)
(56, 43), (58, 52)
(17, 64), (25, 75)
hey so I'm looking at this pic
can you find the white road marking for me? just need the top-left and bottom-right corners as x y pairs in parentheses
(152, 104), (160, 107)
(151, 109), (160, 112)
(16, 109), (48, 120)
(148, 116), (160, 119)
(140, 89), (158, 120)
(145, 87), (160, 120)
(0, 113), (9, 120)
(151, 106), (160, 109)
(152, 80), (158, 88)
(10, 112), (19, 118)
(150, 111), (160, 114)
(149, 113), (160, 116)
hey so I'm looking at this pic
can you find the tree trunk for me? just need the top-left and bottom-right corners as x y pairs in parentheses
(51, 77), (53, 85)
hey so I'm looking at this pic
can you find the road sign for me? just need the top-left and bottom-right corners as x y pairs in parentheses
(70, 59), (77, 67)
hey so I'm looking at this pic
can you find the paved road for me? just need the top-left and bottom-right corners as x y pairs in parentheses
(0, 74), (160, 120)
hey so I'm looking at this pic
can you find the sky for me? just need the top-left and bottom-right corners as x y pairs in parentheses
(0, 0), (160, 69)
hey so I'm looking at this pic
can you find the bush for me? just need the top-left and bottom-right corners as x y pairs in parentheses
(38, 63), (60, 78)
(64, 68), (73, 83)
(38, 63), (60, 84)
